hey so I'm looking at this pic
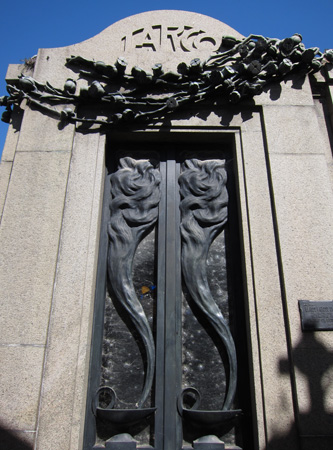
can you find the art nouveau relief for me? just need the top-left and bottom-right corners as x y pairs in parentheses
(86, 152), (246, 450)
(179, 159), (237, 406)
(107, 157), (160, 407)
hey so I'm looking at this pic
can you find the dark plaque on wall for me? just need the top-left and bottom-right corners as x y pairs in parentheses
(299, 300), (333, 331)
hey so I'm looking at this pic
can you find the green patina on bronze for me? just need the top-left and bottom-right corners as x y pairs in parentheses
(1, 34), (332, 129)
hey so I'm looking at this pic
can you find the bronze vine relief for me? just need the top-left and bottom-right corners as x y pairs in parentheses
(2, 33), (333, 129)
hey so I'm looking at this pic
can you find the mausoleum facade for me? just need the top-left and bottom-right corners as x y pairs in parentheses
(0, 11), (332, 450)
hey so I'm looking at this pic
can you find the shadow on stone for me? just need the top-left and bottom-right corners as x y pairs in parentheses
(268, 333), (333, 450)
(9, 106), (23, 133)
(0, 425), (33, 450)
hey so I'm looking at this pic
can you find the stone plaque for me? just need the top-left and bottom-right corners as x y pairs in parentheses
(299, 300), (333, 331)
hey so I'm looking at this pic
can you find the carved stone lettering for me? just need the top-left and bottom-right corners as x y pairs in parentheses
(121, 25), (221, 52)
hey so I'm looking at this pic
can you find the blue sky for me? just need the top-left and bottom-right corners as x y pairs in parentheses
(1, 0), (332, 158)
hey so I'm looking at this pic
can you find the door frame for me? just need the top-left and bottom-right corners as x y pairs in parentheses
(83, 127), (258, 450)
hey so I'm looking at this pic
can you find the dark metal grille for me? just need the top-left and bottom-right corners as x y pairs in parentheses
(83, 140), (253, 450)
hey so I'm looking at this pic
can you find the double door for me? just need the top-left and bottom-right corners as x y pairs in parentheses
(84, 139), (252, 449)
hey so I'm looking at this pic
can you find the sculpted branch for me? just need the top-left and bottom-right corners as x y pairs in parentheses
(1, 34), (332, 129)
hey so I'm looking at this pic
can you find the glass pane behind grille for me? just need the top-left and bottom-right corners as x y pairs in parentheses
(101, 230), (156, 408)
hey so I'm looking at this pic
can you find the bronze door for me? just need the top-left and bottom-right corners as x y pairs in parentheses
(83, 140), (253, 450)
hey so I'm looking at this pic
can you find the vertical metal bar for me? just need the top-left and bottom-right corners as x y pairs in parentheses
(154, 159), (166, 450)
(175, 159), (182, 449)
(164, 155), (182, 450)
(83, 169), (109, 450)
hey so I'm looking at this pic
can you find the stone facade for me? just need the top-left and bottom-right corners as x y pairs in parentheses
(0, 11), (332, 450)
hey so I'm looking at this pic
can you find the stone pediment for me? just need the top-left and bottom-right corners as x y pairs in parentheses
(5, 11), (243, 86)
(3, 10), (332, 131)
(66, 11), (243, 68)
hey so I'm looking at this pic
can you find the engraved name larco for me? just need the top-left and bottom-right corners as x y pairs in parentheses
(121, 25), (221, 52)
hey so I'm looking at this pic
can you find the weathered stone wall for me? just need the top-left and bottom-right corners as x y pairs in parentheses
(0, 11), (332, 450)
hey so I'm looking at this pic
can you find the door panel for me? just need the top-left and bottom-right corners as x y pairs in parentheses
(83, 140), (252, 450)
